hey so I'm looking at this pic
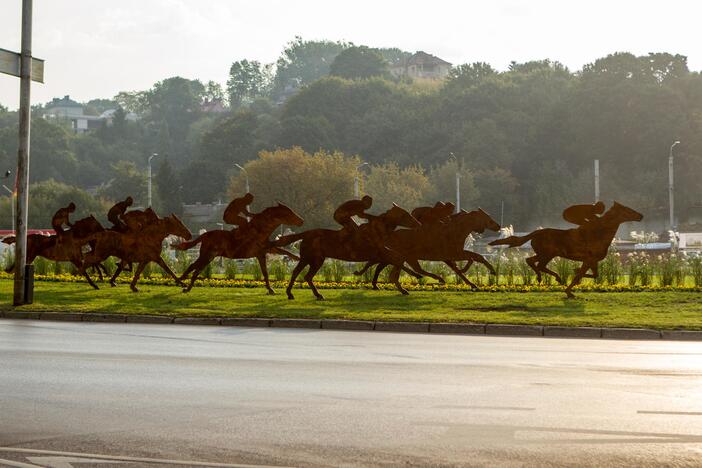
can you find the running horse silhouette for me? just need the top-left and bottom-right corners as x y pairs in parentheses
(489, 202), (643, 298)
(355, 208), (501, 289)
(174, 203), (304, 294)
(275, 204), (421, 300)
(3, 215), (105, 289)
(83, 213), (192, 291)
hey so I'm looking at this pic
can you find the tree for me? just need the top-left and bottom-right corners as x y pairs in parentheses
(227, 60), (272, 107)
(227, 147), (358, 229)
(100, 161), (147, 206)
(155, 157), (182, 215)
(364, 163), (431, 212)
(272, 37), (348, 98)
(204, 80), (225, 103)
(0, 179), (111, 229)
(428, 161), (479, 209)
(330, 46), (389, 80)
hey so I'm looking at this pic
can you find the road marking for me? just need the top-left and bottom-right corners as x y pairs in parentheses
(0, 447), (290, 468)
(435, 405), (536, 411)
(638, 410), (702, 416)
(27, 456), (125, 468)
(0, 458), (43, 468)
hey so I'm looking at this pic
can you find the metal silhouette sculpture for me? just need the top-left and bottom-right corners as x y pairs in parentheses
(275, 199), (421, 300)
(411, 201), (455, 225)
(107, 196), (133, 233)
(175, 201), (304, 294)
(223, 193), (254, 227)
(355, 208), (500, 289)
(3, 215), (105, 288)
(563, 201), (605, 226)
(489, 201), (643, 298)
(83, 212), (191, 291)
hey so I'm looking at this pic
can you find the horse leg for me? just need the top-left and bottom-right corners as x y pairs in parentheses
(76, 262), (99, 290)
(154, 256), (183, 286)
(354, 261), (375, 276)
(109, 262), (125, 287)
(407, 259), (444, 284)
(304, 258), (325, 300)
(389, 264), (409, 295)
(458, 260), (474, 274)
(183, 256), (213, 293)
(526, 256), (542, 283)
(537, 257), (562, 284)
(286, 260), (308, 300)
(565, 263), (590, 299)
(445, 260), (479, 289)
(270, 247), (299, 262)
(581, 261), (599, 279)
(257, 254), (275, 295)
(371, 263), (387, 290)
(130, 262), (148, 293)
(460, 251), (496, 275)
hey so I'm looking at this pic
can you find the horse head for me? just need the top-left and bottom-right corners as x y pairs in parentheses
(386, 203), (421, 229)
(607, 202), (644, 223)
(477, 208), (501, 232)
(166, 214), (192, 240)
(274, 202), (304, 227)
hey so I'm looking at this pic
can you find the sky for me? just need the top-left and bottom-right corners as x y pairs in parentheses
(1, 0), (701, 109)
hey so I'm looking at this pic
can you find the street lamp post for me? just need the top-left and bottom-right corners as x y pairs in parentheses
(354, 162), (369, 198)
(669, 141), (680, 231)
(448, 153), (460, 213)
(235, 164), (249, 193)
(147, 153), (158, 207)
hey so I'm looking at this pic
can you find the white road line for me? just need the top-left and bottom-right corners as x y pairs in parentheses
(0, 457), (43, 468)
(0, 448), (291, 468)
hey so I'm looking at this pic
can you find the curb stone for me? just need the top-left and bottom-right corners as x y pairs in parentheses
(3, 311), (42, 320)
(126, 315), (174, 324)
(83, 314), (127, 323)
(429, 323), (486, 335)
(173, 317), (222, 325)
(486, 324), (543, 336)
(322, 319), (375, 331)
(374, 322), (430, 333)
(41, 312), (83, 322)
(601, 328), (661, 340)
(221, 318), (272, 327)
(1, 313), (701, 341)
(544, 326), (602, 338)
(270, 318), (321, 329)
(660, 330), (702, 341)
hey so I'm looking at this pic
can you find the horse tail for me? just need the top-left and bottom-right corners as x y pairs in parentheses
(2, 236), (16, 245)
(489, 232), (537, 248)
(273, 232), (306, 247)
(172, 236), (202, 250)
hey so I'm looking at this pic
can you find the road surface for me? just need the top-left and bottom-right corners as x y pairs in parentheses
(1, 319), (702, 467)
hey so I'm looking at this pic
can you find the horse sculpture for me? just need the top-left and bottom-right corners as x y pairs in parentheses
(83, 213), (192, 292)
(354, 208), (501, 289)
(275, 204), (421, 300)
(3, 215), (105, 289)
(489, 201), (643, 298)
(174, 203), (304, 294)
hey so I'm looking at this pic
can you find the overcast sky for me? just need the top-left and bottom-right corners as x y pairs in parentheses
(1, 0), (700, 109)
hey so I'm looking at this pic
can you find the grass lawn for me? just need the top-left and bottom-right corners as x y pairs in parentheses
(1, 278), (701, 330)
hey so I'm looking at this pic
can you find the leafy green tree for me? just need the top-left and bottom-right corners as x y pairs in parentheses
(227, 147), (358, 229)
(364, 163), (431, 212)
(100, 161), (147, 206)
(154, 157), (182, 215)
(428, 161), (479, 209)
(330, 46), (389, 80)
(272, 37), (348, 98)
(227, 60), (272, 107)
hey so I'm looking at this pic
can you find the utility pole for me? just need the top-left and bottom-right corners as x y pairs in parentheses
(448, 153), (460, 212)
(669, 141), (680, 231)
(594, 159), (600, 202)
(354, 162), (368, 198)
(14, 0), (33, 305)
(147, 153), (158, 207)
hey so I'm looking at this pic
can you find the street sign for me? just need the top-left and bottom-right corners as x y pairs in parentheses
(0, 47), (44, 83)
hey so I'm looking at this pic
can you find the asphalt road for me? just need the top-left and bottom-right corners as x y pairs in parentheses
(1, 320), (702, 467)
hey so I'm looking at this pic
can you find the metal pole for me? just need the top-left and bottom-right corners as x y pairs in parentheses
(500, 200), (504, 227)
(355, 162), (368, 199)
(14, 0), (33, 306)
(594, 159), (600, 202)
(455, 172), (460, 212)
(148, 153), (157, 207)
(669, 141), (680, 230)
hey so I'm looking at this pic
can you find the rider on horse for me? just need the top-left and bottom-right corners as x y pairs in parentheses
(223, 193), (254, 229)
(412, 201), (455, 225)
(562, 201), (605, 226)
(52, 202), (76, 245)
(333, 196), (374, 230)
(107, 196), (133, 232)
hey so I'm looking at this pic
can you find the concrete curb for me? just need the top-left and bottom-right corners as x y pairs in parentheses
(1, 312), (701, 341)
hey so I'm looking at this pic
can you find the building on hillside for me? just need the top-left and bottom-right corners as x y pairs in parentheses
(43, 95), (138, 133)
(390, 51), (452, 80)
